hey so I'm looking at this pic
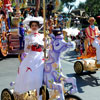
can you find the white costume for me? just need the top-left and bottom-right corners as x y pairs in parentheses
(92, 36), (100, 64)
(14, 31), (44, 98)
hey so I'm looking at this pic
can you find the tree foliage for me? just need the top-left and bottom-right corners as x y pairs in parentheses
(61, 0), (76, 5)
(78, 0), (100, 16)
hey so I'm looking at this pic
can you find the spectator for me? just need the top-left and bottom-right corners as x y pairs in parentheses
(47, 1), (54, 18)
(75, 36), (80, 52)
(23, 9), (28, 18)
(80, 39), (84, 55)
(39, 7), (43, 17)
(20, 17), (24, 24)
(19, 23), (25, 50)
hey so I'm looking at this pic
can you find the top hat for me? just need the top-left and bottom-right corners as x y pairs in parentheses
(53, 28), (62, 36)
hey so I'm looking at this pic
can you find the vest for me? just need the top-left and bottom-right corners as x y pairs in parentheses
(85, 25), (98, 44)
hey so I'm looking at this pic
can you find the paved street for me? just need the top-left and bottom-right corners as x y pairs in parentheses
(0, 48), (100, 100)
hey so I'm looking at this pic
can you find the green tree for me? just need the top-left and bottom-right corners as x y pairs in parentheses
(61, 0), (76, 6)
(78, 0), (100, 16)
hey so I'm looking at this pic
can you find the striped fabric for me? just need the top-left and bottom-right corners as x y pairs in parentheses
(85, 25), (98, 44)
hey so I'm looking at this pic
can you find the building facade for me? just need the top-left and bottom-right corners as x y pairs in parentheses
(11, 0), (53, 7)
(27, 0), (51, 6)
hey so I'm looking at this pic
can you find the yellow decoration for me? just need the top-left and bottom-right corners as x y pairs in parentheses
(50, 84), (52, 88)
(0, 1), (2, 7)
(56, 0), (59, 6)
(52, 62), (58, 68)
(49, 44), (53, 50)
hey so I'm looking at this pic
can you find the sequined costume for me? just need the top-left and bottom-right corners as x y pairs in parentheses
(44, 34), (77, 100)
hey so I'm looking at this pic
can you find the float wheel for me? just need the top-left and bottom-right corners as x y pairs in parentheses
(1, 88), (14, 100)
(74, 61), (83, 74)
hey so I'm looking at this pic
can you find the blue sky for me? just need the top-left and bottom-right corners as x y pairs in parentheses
(63, 0), (86, 12)
(74, 0), (86, 7)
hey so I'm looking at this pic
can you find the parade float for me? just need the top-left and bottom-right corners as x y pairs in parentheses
(0, 0), (21, 57)
(74, 42), (100, 75)
(73, 17), (100, 75)
(1, 0), (82, 100)
(0, 0), (44, 58)
(62, 16), (100, 75)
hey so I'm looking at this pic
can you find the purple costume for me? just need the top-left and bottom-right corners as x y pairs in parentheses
(44, 34), (77, 100)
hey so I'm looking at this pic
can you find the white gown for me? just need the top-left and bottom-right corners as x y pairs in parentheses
(14, 32), (44, 95)
(92, 37), (100, 64)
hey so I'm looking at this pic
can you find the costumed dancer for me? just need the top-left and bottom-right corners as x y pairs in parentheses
(14, 17), (44, 100)
(77, 17), (99, 59)
(92, 31), (100, 64)
(44, 28), (78, 100)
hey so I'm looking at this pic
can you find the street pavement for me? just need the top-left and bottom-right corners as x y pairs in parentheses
(0, 46), (100, 100)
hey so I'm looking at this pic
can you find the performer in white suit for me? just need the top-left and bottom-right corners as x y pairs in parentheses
(14, 17), (44, 100)
(92, 32), (100, 64)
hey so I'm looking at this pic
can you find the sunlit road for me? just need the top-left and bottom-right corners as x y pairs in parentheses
(0, 47), (100, 100)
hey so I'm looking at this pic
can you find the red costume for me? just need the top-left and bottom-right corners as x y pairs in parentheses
(3, 0), (13, 12)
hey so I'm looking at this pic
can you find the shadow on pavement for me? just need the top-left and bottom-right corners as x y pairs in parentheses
(0, 57), (3, 61)
(66, 72), (100, 93)
(0, 54), (18, 61)
(61, 50), (80, 63)
(61, 57), (77, 63)
(64, 50), (79, 58)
